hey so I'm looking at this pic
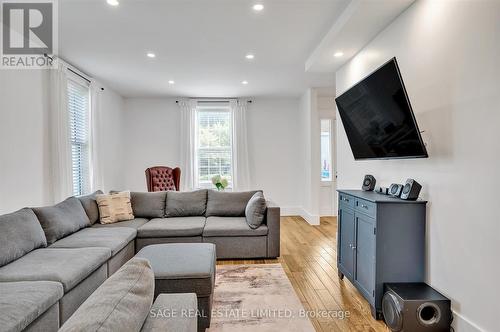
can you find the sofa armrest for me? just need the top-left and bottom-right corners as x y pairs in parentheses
(265, 200), (280, 258)
(141, 293), (197, 332)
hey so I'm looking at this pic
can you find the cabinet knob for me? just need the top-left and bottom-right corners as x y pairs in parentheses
(352, 246), (357, 250)
(361, 204), (368, 209)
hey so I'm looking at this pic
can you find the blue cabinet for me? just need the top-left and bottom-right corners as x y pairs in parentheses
(337, 190), (427, 319)
(354, 213), (376, 301)
(338, 206), (355, 280)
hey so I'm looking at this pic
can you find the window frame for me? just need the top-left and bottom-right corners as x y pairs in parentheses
(67, 73), (92, 196)
(193, 105), (234, 190)
(320, 118), (333, 182)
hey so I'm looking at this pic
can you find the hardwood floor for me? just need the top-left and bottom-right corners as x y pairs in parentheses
(217, 216), (389, 332)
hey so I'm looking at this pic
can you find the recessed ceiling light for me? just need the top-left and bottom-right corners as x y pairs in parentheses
(146, 52), (156, 58)
(252, 4), (264, 11)
(168, 80), (175, 85)
(241, 80), (249, 85)
(334, 52), (344, 57)
(107, 0), (119, 6)
(245, 54), (255, 60)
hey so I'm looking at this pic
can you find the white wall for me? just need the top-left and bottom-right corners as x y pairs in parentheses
(299, 89), (320, 224)
(121, 97), (303, 210)
(97, 86), (126, 192)
(335, 1), (500, 331)
(121, 98), (181, 192)
(0, 70), (51, 214)
(0, 70), (125, 214)
(246, 98), (302, 209)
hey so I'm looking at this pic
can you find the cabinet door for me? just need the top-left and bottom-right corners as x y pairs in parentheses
(338, 207), (355, 279)
(354, 213), (376, 301)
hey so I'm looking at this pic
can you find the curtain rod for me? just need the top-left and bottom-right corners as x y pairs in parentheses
(43, 54), (93, 85)
(175, 99), (252, 104)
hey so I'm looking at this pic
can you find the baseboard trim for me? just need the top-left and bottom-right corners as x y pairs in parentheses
(301, 209), (320, 225)
(452, 310), (483, 332)
(280, 206), (320, 225)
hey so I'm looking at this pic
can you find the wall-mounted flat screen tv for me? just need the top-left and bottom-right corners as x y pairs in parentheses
(335, 57), (428, 160)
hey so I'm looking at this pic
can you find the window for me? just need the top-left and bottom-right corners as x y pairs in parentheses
(67, 76), (91, 196)
(321, 119), (332, 181)
(194, 106), (233, 189)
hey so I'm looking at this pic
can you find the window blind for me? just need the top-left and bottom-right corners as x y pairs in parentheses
(67, 77), (91, 196)
(195, 109), (233, 188)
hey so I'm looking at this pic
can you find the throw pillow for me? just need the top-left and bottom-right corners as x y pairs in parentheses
(245, 192), (267, 229)
(96, 191), (134, 224)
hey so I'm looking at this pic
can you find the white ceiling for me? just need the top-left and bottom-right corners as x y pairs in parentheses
(59, 0), (350, 98)
(305, 0), (415, 73)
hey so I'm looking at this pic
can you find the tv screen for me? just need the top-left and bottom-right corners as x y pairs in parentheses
(335, 58), (428, 160)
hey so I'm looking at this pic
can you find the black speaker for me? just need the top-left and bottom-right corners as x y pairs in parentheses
(375, 186), (389, 195)
(389, 184), (403, 197)
(362, 175), (376, 191)
(383, 283), (452, 332)
(400, 179), (422, 200)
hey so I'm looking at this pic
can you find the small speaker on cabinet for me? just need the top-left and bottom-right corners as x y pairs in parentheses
(400, 179), (422, 200)
(362, 175), (376, 191)
(375, 186), (389, 195)
(382, 283), (452, 332)
(389, 184), (403, 197)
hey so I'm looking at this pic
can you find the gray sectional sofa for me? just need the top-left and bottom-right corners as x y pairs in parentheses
(59, 258), (198, 332)
(0, 189), (280, 332)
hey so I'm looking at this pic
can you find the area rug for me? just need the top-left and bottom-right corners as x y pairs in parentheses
(207, 264), (315, 332)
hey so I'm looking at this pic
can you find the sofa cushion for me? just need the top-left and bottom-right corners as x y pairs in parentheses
(96, 192), (134, 224)
(0, 281), (63, 332)
(245, 192), (267, 229)
(165, 190), (207, 217)
(131, 191), (167, 218)
(32, 197), (90, 245)
(77, 190), (103, 225)
(0, 247), (111, 292)
(136, 243), (216, 297)
(142, 293), (197, 332)
(203, 216), (268, 237)
(137, 217), (206, 238)
(92, 217), (149, 230)
(50, 227), (136, 256)
(206, 190), (261, 217)
(59, 258), (154, 332)
(0, 208), (47, 267)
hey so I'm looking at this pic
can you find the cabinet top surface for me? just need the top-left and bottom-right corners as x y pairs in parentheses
(337, 189), (427, 204)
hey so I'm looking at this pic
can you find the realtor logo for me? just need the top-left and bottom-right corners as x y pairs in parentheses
(1, 0), (57, 68)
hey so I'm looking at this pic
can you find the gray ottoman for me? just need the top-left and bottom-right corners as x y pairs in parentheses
(136, 243), (216, 332)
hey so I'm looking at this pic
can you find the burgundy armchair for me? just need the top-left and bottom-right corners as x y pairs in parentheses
(145, 166), (181, 192)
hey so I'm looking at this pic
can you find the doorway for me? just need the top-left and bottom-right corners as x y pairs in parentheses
(320, 118), (336, 216)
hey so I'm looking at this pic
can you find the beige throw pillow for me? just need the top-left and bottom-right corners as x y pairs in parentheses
(96, 191), (134, 224)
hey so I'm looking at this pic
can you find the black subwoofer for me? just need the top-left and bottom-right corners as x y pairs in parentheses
(383, 283), (452, 332)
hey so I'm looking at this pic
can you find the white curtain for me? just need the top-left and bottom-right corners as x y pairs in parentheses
(49, 61), (73, 202)
(89, 80), (105, 192)
(231, 99), (251, 191)
(179, 99), (197, 191)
